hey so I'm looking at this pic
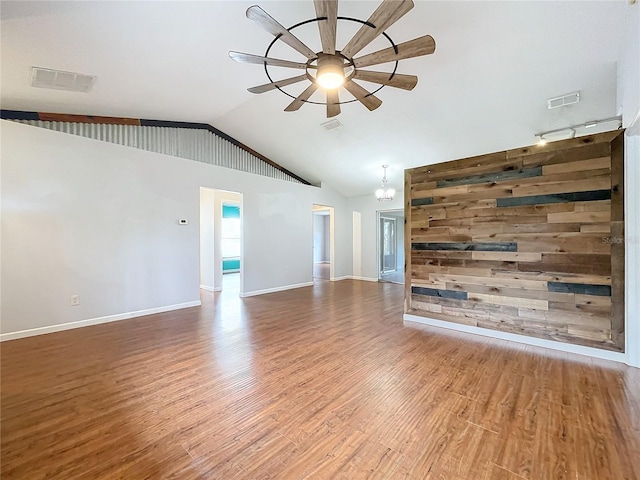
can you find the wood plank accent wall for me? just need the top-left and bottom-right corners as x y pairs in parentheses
(405, 131), (625, 351)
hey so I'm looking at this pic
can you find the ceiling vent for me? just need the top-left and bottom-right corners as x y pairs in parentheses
(31, 67), (96, 93)
(547, 92), (580, 109)
(321, 119), (343, 131)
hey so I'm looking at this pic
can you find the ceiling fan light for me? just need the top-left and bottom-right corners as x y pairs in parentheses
(316, 54), (345, 90)
(317, 71), (344, 89)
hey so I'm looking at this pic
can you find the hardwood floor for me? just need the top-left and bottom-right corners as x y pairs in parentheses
(380, 270), (404, 284)
(313, 262), (330, 280)
(1, 280), (639, 479)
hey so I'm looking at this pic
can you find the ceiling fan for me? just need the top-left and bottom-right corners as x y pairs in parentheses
(229, 0), (436, 117)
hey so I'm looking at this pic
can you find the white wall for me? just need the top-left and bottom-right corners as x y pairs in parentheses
(324, 216), (330, 261)
(313, 213), (327, 263)
(199, 187), (216, 291)
(352, 211), (362, 278)
(618, 1), (640, 367)
(0, 120), (351, 338)
(347, 194), (405, 281)
(394, 212), (405, 273)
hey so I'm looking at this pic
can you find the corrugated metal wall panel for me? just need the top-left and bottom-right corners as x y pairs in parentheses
(13, 119), (303, 184)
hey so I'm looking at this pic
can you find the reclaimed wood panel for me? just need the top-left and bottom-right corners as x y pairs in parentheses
(405, 130), (625, 351)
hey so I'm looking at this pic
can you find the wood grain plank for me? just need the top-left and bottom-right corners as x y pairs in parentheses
(471, 252), (542, 262)
(511, 177), (611, 198)
(547, 210), (610, 224)
(407, 132), (624, 351)
(542, 156), (610, 175)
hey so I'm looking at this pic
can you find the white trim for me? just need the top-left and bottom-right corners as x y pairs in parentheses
(624, 133), (640, 368)
(200, 285), (221, 292)
(0, 301), (202, 342)
(239, 281), (313, 297)
(351, 276), (379, 282)
(332, 275), (379, 282)
(403, 313), (629, 365)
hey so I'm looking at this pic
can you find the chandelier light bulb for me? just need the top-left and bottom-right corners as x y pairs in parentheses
(375, 165), (394, 201)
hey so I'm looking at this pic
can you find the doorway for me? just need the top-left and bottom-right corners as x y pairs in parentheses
(377, 209), (404, 284)
(312, 204), (334, 281)
(199, 187), (243, 295)
(221, 202), (241, 293)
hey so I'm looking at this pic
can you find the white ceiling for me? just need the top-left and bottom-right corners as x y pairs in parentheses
(0, 1), (630, 197)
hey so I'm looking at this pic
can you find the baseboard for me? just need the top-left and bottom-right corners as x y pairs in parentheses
(200, 285), (221, 292)
(333, 275), (379, 282)
(0, 301), (202, 342)
(239, 282), (313, 297)
(403, 313), (629, 365)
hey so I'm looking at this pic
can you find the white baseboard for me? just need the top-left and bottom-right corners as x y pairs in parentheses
(333, 275), (379, 282)
(354, 276), (380, 282)
(0, 301), (202, 342)
(403, 313), (629, 365)
(200, 285), (221, 292)
(239, 282), (313, 297)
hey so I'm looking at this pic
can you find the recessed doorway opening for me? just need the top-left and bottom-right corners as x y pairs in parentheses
(312, 204), (335, 282)
(377, 209), (404, 284)
(199, 187), (243, 295)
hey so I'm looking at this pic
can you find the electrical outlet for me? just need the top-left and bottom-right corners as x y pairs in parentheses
(70, 294), (80, 306)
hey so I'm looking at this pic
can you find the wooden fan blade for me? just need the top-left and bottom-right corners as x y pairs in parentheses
(229, 51), (308, 69)
(246, 6), (316, 60)
(314, 0), (338, 55)
(340, 0), (414, 59)
(353, 70), (418, 90)
(353, 35), (436, 68)
(343, 80), (382, 111)
(326, 89), (341, 117)
(248, 75), (309, 94)
(284, 83), (319, 112)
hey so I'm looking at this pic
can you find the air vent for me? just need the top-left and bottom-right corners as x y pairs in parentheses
(31, 67), (96, 93)
(547, 92), (580, 109)
(321, 119), (343, 130)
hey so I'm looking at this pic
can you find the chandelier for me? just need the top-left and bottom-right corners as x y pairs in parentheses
(375, 165), (395, 202)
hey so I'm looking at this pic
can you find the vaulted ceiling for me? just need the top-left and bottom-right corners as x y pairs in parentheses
(0, 1), (629, 196)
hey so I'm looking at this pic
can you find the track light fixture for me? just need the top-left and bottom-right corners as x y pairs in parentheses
(535, 116), (622, 145)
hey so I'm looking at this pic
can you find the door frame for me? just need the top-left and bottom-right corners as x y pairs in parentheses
(376, 208), (404, 282)
(312, 204), (335, 281)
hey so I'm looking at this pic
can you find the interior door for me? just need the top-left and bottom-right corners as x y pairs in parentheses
(380, 217), (397, 273)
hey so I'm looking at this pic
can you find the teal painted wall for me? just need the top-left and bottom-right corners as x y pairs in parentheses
(223, 259), (240, 271)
